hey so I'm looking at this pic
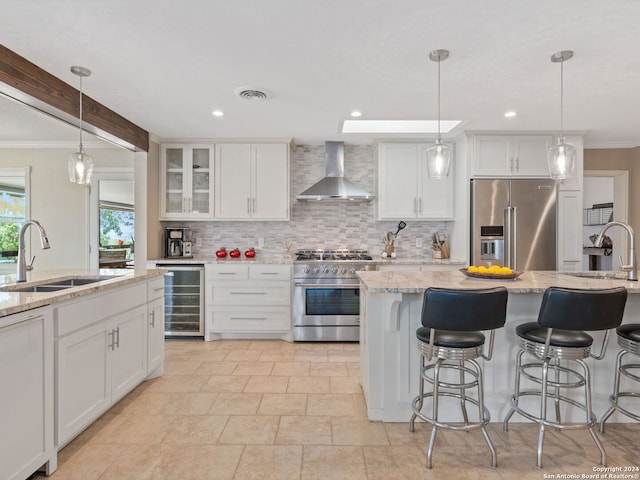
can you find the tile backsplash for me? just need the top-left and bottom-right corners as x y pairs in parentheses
(163, 144), (448, 259)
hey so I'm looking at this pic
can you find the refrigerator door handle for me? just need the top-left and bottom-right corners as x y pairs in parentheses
(512, 206), (517, 270)
(504, 207), (512, 268)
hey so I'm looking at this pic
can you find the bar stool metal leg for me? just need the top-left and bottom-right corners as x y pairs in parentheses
(554, 358), (562, 426)
(474, 358), (497, 467)
(459, 359), (470, 425)
(410, 353), (426, 433)
(426, 359), (443, 469)
(577, 358), (606, 466)
(600, 350), (625, 433)
(503, 349), (525, 431)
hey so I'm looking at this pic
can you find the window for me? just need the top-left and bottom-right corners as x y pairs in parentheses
(0, 172), (27, 264)
(99, 199), (134, 266)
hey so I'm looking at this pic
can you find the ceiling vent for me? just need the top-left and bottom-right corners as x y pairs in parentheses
(234, 86), (271, 101)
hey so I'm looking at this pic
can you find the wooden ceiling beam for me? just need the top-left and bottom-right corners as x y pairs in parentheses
(0, 45), (149, 152)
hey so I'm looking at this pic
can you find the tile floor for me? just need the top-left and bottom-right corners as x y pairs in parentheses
(43, 339), (640, 480)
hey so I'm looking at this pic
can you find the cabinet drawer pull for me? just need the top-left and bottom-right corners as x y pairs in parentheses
(217, 272), (237, 275)
(230, 292), (267, 295)
(114, 327), (120, 349)
(108, 330), (116, 350)
(150, 311), (156, 327)
(230, 317), (267, 321)
(259, 272), (280, 275)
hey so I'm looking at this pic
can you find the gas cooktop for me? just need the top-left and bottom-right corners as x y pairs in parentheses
(294, 249), (374, 262)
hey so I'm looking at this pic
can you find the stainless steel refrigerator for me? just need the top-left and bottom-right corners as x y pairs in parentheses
(470, 178), (557, 270)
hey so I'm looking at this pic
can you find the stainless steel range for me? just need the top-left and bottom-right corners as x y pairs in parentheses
(292, 249), (376, 342)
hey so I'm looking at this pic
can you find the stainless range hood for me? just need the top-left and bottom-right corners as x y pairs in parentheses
(296, 141), (374, 202)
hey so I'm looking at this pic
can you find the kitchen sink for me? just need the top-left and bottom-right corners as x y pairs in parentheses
(0, 275), (124, 293)
(563, 272), (630, 280)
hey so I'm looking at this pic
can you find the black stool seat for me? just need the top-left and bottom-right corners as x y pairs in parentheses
(516, 322), (593, 348)
(617, 324), (640, 342)
(416, 327), (485, 349)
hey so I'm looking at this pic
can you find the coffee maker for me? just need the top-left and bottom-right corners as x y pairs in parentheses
(165, 228), (193, 258)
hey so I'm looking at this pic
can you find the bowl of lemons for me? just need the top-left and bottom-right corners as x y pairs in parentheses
(459, 265), (523, 280)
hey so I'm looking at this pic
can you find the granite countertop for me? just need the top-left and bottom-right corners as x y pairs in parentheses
(0, 268), (166, 317)
(357, 270), (640, 294)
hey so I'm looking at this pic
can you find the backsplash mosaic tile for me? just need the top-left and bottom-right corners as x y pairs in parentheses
(162, 144), (449, 259)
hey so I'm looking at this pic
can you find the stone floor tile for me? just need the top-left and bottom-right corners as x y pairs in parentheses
(331, 416), (389, 445)
(244, 375), (289, 393)
(276, 415), (332, 445)
(209, 392), (262, 415)
(301, 445), (367, 480)
(258, 393), (308, 415)
(287, 376), (331, 393)
(234, 445), (303, 480)
(232, 360), (274, 376)
(271, 361), (311, 376)
(218, 415), (280, 444)
(307, 393), (356, 416)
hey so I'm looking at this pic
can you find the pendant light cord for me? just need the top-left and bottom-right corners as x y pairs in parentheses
(79, 74), (84, 151)
(559, 58), (564, 137)
(436, 57), (441, 141)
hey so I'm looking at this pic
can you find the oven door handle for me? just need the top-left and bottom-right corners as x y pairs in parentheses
(294, 282), (359, 288)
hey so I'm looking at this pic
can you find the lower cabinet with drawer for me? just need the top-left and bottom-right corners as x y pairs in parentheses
(54, 278), (165, 448)
(205, 264), (292, 340)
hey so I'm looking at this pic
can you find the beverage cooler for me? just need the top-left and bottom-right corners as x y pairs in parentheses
(155, 263), (204, 337)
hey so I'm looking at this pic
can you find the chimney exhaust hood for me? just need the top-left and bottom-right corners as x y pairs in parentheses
(296, 141), (374, 202)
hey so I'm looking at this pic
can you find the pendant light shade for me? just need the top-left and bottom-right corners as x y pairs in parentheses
(426, 49), (451, 179)
(68, 66), (94, 185)
(547, 51), (575, 180)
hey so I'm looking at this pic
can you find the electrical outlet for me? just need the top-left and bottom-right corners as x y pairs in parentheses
(258, 237), (264, 247)
(416, 237), (423, 248)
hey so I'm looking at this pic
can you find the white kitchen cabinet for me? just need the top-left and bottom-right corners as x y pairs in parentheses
(55, 282), (150, 447)
(147, 277), (165, 376)
(160, 144), (214, 220)
(377, 142), (454, 220)
(215, 143), (290, 220)
(557, 190), (584, 271)
(0, 307), (56, 480)
(471, 135), (552, 177)
(205, 264), (291, 339)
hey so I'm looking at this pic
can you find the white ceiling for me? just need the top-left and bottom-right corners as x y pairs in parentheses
(2, 0), (640, 148)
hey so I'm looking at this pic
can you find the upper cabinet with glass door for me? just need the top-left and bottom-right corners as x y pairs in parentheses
(160, 144), (214, 220)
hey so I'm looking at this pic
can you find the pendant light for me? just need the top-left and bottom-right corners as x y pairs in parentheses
(426, 49), (452, 179)
(547, 50), (576, 180)
(68, 66), (94, 185)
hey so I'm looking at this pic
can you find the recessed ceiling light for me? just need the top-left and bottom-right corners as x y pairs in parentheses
(504, 111), (517, 118)
(341, 119), (461, 134)
(350, 110), (362, 117)
(212, 110), (224, 117)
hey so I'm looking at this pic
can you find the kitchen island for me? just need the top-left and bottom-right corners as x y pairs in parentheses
(357, 269), (640, 423)
(0, 269), (166, 480)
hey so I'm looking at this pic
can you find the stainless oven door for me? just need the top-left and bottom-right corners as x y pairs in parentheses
(292, 278), (360, 341)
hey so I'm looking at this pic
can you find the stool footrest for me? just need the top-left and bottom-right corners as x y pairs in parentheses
(506, 392), (598, 430)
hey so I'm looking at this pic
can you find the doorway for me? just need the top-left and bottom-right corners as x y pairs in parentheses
(88, 169), (134, 269)
(583, 170), (629, 271)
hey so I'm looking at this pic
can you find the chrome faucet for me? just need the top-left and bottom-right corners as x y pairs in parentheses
(595, 221), (637, 281)
(17, 220), (51, 282)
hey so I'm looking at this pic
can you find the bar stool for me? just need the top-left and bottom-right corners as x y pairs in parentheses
(600, 324), (640, 432)
(409, 286), (508, 469)
(503, 287), (627, 468)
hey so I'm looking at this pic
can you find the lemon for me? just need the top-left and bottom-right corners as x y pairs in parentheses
(477, 266), (489, 273)
(499, 267), (513, 274)
(488, 265), (501, 273)
(467, 265), (479, 272)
